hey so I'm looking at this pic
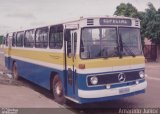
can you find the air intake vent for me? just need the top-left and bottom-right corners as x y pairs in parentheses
(87, 19), (94, 25)
(135, 20), (139, 26)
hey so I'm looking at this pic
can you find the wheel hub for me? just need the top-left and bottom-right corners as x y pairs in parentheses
(55, 83), (62, 96)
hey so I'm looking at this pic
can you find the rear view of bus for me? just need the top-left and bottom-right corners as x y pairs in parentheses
(66, 16), (147, 103)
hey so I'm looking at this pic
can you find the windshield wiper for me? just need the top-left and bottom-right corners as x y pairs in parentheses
(119, 34), (136, 57)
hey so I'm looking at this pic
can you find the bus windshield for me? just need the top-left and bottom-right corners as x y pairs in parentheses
(80, 27), (142, 59)
(119, 28), (142, 57)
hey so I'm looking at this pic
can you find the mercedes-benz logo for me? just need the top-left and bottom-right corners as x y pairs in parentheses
(118, 73), (126, 82)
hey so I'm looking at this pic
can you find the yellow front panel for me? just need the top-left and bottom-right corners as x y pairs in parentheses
(76, 56), (145, 69)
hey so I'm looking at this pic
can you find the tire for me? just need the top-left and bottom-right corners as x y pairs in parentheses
(12, 62), (19, 80)
(52, 75), (65, 104)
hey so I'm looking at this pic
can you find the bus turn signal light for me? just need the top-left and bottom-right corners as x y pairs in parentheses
(79, 64), (85, 69)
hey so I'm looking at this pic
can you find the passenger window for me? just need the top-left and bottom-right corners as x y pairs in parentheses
(35, 27), (48, 48)
(74, 32), (77, 56)
(67, 34), (71, 57)
(12, 33), (16, 47)
(49, 25), (63, 49)
(16, 31), (24, 47)
(24, 29), (35, 48)
(5, 34), (8, 46)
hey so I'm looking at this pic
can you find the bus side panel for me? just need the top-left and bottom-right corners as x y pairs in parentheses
(9, 57), (65, 91)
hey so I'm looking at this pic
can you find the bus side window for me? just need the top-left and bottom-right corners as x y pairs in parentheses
(49, 25), (63, 49)
(67, 34), (71, 57)
(24, 29), (35, 48)
(2, 36), (5, 45)
(73, 32), (77, 56)
(5, 34), (8, 46)
(12, 32), (16, 47)
(35, 27), (48, 48)
(16, 31), (24, 47)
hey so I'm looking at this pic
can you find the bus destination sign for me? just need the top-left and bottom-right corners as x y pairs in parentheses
(100, 18), (132, 26)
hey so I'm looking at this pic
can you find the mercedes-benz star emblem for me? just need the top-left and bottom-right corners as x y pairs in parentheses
(118, 73), (126, 82)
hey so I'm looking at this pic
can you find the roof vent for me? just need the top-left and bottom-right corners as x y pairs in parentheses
(135, 20), (139, 26)
(87, 19), (94, 25)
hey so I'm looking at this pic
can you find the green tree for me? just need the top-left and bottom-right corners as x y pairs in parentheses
(141, 3), (160, 44)
(114, 3), (139, 18)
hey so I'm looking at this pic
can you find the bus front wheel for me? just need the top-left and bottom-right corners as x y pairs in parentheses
(12, 62), (19, 80)
(52, 75), (65, 104)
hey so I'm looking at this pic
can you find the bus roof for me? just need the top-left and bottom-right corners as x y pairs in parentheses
(5, 15), (140, 34)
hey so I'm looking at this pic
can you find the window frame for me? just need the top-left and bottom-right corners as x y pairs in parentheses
(24, 29), (35, 48)
(49, 25), (63, 49)
(12, 32), (16, 47)
(5, 34), (8, 46)
(16, 31), (24, 47)
(73, 32), (77, 56)
(35, 27), (49, 48)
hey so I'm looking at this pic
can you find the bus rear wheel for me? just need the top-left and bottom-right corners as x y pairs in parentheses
(52, 75), (65, 104)
(12, 62), (19, 80)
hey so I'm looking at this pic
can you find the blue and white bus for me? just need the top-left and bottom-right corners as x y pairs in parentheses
(4, 16), (147, 104)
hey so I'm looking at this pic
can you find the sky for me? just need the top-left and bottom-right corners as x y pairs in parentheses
(0, 0), (160, 34)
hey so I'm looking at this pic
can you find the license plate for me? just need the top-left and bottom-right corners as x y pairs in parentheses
(119, 88), (130, 94)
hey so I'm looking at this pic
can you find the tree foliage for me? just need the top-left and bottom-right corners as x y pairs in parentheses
(114, 3), (139, 18)
(114, 2), (160, 44)
(140, 3), (160, 44)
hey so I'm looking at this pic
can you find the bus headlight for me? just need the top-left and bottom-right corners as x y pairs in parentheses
(90, 76), (98, 85)
(139, 71), (145, 79)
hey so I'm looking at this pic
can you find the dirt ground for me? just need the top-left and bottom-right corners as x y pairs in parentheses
(0, 73), (63, 108)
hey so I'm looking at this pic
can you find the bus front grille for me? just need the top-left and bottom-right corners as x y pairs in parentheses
(87, 70), (143, 86)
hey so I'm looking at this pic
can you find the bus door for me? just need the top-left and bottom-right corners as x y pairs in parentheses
(65, 30), (77, 97)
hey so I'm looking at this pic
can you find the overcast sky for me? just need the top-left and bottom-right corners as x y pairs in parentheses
(0, 0), (160, 34)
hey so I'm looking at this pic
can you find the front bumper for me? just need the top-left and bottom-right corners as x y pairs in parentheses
(78, 80), (147, 99)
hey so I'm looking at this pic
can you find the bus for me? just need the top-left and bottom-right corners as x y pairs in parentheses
(4, 16), (147, 104)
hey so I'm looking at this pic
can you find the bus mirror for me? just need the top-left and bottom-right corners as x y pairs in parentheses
(64, 29), (71, 41)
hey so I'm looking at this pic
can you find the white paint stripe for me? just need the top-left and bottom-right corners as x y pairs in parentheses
(146, 77), (160, 81)
(11, 55), (64, 70)
(78, 81), (147, 98)
(5, 47), (64, 53)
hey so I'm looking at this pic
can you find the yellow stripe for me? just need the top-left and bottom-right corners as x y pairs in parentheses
(5, 48), (64, 65)
(5, 48), (145, 69)
(76, 56), (145, 69)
